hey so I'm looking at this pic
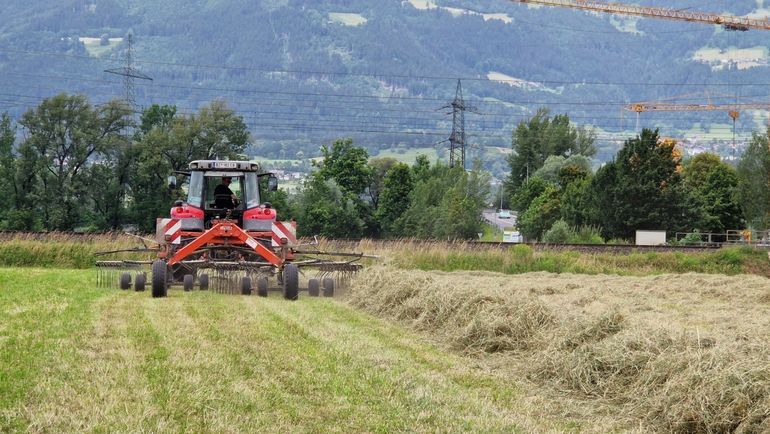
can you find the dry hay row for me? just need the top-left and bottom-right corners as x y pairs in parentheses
(347, 267), (770, 433)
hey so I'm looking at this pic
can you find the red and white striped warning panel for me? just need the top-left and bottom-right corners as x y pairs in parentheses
(156, 218), (181, 245)
(272, 221), (297, 247)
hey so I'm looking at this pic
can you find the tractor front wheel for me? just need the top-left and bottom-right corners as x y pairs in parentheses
(282, 264), (299, 301)
(151, 260), (168, 298)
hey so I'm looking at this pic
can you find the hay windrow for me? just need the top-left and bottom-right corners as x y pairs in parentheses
(348, 266), (770, 432)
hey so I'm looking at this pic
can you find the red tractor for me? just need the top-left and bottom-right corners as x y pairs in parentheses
(97, 160), (362, 299)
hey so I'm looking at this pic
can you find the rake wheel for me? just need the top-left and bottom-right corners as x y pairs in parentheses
(119, 273), (131, 290)
(322, 277), (335, 298)
(283, 264), (299, 301)
(152, 260), (168, 298)
(308, 278), (320, 297)
(134, 273), (146, 292)
(241, 276), (252, 296)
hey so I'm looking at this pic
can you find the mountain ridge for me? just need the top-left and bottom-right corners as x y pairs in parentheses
(1, 0), (769, 175)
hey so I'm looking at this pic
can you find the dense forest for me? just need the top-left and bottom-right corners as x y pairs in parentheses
(3, 0), (770, 178)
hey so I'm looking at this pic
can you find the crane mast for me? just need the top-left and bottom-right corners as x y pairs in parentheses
(511, 0), (770, 31)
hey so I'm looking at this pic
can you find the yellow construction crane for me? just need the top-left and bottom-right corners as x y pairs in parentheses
(509, 0), (770, 148)
(625, 97), (770, 147)
(511, 0), (770, 31)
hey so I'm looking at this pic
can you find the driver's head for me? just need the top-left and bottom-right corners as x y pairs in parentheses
(222, 177), (231, 184)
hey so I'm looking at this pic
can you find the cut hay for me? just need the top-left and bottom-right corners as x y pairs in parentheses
(348, 266), (770, 432)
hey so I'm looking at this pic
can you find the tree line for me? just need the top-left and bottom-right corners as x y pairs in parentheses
(504, 108), (763, 243)
(0, 93), (490, 239)
(2, 93), (768, 241)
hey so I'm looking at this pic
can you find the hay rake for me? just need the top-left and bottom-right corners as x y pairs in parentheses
(96, 159), (366, 299)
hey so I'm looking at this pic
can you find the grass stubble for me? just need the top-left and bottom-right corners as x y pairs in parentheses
(2, 268), (545, 433)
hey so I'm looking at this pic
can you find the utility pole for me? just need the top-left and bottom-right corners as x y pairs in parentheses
(443, 79), (476, 170)
(104, 33), (153, 111)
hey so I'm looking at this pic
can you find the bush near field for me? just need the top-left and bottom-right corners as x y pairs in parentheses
(0, 233), (151, 268)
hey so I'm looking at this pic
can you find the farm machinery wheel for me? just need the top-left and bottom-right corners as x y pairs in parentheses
(183, 274), (194, 292)
(134, 273), (146, 292)
(119, 273), (131, 290)
(257, 277), (268, 297)
(308, 278), (320, 297)
(151, 260), (168, 298)
(282, 264), (299, 301)
(322, 277), (335, 297)
(240, 276), (252, 296)
(199, 273), (209, 291)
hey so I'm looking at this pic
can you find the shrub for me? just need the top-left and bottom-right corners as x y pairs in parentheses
(570, 225), (604, 244)
(543, 220), (572, 244)
(678, 230), (703, 245)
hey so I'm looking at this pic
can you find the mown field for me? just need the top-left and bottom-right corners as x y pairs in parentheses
(1, 268), (540, 433)
(2, 236), (770, 432)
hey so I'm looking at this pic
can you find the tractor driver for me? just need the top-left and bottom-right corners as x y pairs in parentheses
(214, 176), (238, 209)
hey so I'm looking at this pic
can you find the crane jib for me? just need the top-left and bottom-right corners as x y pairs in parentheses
(512, 0), (770, 31)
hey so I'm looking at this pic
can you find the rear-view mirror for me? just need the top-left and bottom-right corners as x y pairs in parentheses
(267, 175), (278, 192)
(167, 175), (177, 189)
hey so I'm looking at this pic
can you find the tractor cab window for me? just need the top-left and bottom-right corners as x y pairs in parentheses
(245, 173), (260, 209)
(206, 175), (243, 210)
(187, 171), (204, 208)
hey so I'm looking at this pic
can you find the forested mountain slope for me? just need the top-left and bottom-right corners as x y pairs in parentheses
(2, 0), (770, 168)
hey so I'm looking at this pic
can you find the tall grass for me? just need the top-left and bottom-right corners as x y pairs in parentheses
(0, 233), (152, 268)
(376, 242), (770, 277)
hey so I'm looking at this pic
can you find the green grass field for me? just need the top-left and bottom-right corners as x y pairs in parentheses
(0, 268), (543, 433)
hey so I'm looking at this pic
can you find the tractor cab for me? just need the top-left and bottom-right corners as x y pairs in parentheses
(171, 160), (278, 231)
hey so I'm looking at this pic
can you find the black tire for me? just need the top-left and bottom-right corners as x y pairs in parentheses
(257, 277), (268, 297)
(119, 272), (131, 290)
(282, 264), (299, 301)
(241, 276), (252, 295)
(199, 273), (209, 291)
(322, 277), (335, 298)
(183, 274), (194, 292)
(151, 260), (168, 298)
(134, 273), (146, 292)
(308, 278), (320, 297)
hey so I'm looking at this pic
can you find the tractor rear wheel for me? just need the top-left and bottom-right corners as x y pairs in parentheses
(119, 272), (131, 290)
(183, 274), (194, 292)
(134, 273), (146, 292)
(151, 260), (168, 298)
(282, 264), (299, 301)
(240, 276), (252, 295)
(199, 273), (209, 291)
(322, 277), (335, 297)
(308, 278), (320, 297)
(257, 277), (268, 297)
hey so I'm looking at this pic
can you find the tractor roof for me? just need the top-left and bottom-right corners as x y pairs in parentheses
(189, 160), (261, 172)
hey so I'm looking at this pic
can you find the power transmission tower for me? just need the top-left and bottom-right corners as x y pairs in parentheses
(443, 79), (476, 170)
(104, 33), (152, 110)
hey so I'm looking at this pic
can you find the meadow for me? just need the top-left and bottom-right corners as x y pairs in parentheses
(1, 234), (769, 432)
